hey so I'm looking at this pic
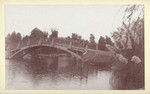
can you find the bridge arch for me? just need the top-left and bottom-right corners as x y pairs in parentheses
(10, 44), (83, 59)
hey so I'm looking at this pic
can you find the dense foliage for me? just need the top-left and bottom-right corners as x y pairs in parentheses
(107, 5), (144, 89)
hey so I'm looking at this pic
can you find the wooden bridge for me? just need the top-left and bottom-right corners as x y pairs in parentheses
(7, 38), (93, 59)
(7, 37), (114, 62)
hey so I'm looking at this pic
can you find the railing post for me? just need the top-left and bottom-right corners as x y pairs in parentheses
(38, 38), (42, 45)
(68, 41), (72, 49)
(27, 38), (30, 46)
(50, 38), (55, 46)
(96, 44), (99, 50)
(85, 44), (88, 51)
(16, 41), (21, 49)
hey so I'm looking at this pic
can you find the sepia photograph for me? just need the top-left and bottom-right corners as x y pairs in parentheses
(5, 4), (144, 90)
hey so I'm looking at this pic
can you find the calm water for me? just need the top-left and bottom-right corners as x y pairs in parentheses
(6, 55), (113, 90)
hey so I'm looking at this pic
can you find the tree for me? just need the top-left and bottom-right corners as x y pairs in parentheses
(98, 36), (106, 50)
(107, 5), (144, 89)
(16, 32), (22, 42)
(10, 31), (16, 42)
(98, 35), (113, 51)
(10, 31), (21, 43)
(66, 36), (71, 40)
(5, 33), (11, 49)
(71, 33), (83, 42)
(88, 34), (96, 49)
(105, 35), (113, 46)
(23, 35), (30, 40)
(77, 35), (82, 41)
(5, 31), (22, 50)
(89, 34), (95, 43)
(49, 29), (58, 38)
(30, 28), (43, 39)
(71, 33), (78, 40)
(43, 31), (48, 39)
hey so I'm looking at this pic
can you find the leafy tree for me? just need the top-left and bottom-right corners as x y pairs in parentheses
(9, 31), (21, 43)
(77, 35), (82, 41)
(66, 36), (71, 39)
(89, 34), (95, 43)
(43, 31), (49, 40)
(5, 31), (22, 50)
(30, 28), (43, 39)
(71, 33), (78, 40)
(10, 31), (16, 42)
(107, 5), (144, 89)
(22, 35), (30, 40)
(98, 36), (106, 50)
(71, 33), (83, 42)
(82, 40), (89, 48)
(16, 32), (22, 42)
(5, 33), (11, 49)
(105, 35), (113, 46)
(49, 29), (58, 38)
(88, 34), (96, 49)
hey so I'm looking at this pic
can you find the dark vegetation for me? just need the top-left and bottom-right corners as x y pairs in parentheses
(108, 5), (144, 89)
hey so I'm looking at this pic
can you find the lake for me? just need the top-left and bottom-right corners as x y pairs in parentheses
(6, 55), (113, 90)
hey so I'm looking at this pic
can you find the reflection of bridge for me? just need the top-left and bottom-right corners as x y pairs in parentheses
(8, 38), (102, 59)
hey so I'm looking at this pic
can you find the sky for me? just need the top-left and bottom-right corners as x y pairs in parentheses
(5, 5), (125, 42)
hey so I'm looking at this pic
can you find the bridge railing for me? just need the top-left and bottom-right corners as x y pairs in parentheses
(17, 40), (28, 49)
(38, 38), (50, 45)
(43, 39), (51, 45)
(8, 43), (19, 51)
(72, 41), (85, 48)
(54, 38), (70, 46)
(54, 38), (86, 49)
(14, 37), (99, 53)
(31, 38), (40, 45)
(17, 38), (42, 49)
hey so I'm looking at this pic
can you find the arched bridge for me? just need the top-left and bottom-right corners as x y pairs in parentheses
(8, 38), (101, 59)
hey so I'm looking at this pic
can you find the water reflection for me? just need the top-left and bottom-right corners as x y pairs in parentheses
(6, 55), (112, 90)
